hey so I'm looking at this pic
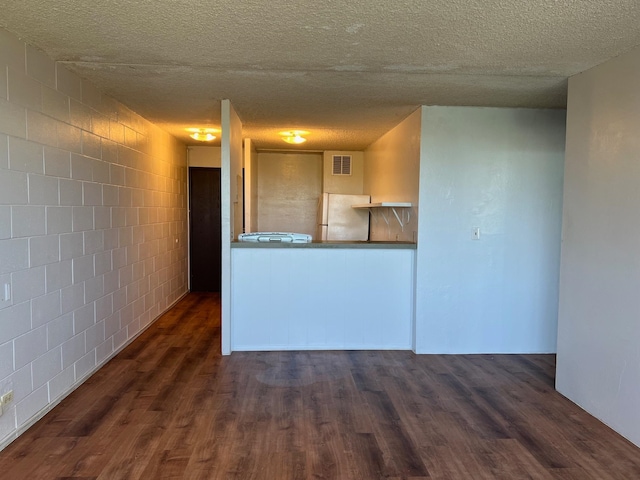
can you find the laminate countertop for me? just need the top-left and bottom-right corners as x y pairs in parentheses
(231, 241), (416, 249)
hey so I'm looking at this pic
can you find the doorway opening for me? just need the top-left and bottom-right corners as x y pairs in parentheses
(189, 167), (222, 292)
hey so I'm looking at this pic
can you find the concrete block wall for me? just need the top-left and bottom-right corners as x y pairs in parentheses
(0, 27), (188, 447)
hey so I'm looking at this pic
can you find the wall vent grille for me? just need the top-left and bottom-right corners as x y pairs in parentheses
(332, 155), (352, 175)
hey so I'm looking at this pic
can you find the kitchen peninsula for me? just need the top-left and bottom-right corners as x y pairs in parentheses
(230, 241), (416, 351)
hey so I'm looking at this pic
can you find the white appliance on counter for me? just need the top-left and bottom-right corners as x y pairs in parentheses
(238, 232), (312, 243)
(317, 193), (370, 241)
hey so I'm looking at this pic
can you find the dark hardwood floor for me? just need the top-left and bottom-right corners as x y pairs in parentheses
(1, 292), (639, 479)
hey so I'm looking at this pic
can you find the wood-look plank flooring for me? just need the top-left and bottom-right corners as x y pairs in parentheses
(1, 292), (639, 479)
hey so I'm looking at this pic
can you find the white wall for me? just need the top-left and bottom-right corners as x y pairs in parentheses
(322, 150), (364, 194)
(243, 139), (258, 233)
(187, 146), (221, 167)
(257, 152), (322, 237)
(231, 247), (414, 351)
(0, 28), (188, 448)
(415, 106), (565, 354)
(364, 110), (421, 242)
(556, 46), (640, 447)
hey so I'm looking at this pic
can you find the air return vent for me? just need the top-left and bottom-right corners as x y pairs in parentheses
(332, 155), (352, 175)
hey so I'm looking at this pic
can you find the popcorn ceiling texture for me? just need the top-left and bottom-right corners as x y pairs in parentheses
(1, 0), (639, 149)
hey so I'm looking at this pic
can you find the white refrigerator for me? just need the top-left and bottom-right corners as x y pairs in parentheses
(317, 193), (370, 241)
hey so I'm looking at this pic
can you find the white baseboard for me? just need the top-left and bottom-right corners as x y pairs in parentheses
(231, 344), (413, 351)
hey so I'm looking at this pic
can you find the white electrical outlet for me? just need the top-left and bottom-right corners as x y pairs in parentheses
(472, 227), (481, 240)
(1, 390), (13, 406)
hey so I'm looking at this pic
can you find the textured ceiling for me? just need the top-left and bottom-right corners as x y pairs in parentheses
(1, 0), (639, 150)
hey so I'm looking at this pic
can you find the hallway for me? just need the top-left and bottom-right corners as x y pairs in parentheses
(0, 293), (639, 479)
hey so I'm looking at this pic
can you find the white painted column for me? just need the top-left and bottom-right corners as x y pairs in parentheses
(220, 99), (243, 355)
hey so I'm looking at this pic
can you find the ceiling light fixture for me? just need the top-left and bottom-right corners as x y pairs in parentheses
(279, 130), (309, 145)
(186, 128), (219, 142)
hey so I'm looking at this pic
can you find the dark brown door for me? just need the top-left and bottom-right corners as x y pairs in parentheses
(189, 167), (221, 292)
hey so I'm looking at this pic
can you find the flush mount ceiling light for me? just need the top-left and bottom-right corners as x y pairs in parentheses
(279, 130), (309, 144)
(186, 128), (219, 142)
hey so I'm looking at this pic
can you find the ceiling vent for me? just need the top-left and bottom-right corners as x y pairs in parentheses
(332, 155), (352, 176)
